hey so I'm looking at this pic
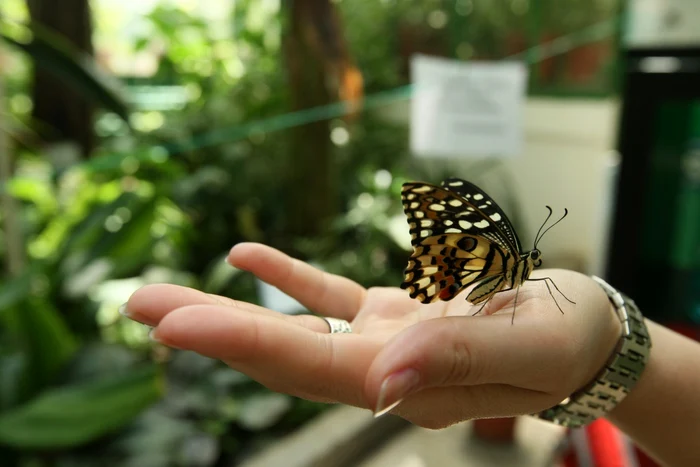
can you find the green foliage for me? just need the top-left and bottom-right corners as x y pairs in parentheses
(2, 298), (78, 401)
(0, 17), (131, 121)
(0, 0), (615, 464)
(0, 283), (164, 464)
(2, 2), (415, 463)
(0, 365), (163, 449)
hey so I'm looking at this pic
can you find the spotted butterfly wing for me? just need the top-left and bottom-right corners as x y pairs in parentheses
(440, 178), (522, 253)
(400, 178), (521, 305)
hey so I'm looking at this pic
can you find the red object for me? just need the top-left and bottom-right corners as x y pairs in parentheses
(504, 32), (527, 57)
(558, 419), (639, 466)
(587, 419), (632, 466)
(556, 417), (670, 466)
(538, 32), (559, 84)
(666, 322), (700, 341)
(565, 41), (609, 84)
(471, 417), (517, 443)
(557, 324), (700, 466)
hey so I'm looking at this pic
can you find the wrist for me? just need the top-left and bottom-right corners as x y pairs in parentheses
(533, 276), (652, 428)
(576, 292), (622, 393)
(602, 320), (700, 466)
(604, 318), (657, 421)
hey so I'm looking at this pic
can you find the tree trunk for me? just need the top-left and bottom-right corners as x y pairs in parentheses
(282, 0), (362, 253)
(28, 0), (95, 158)
(0, 47), (25, 276)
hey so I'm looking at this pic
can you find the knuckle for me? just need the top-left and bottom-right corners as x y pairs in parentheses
(439, 329), (477, 385)
(315, 333), (335, 371)
(447, 342), (473, 384)
(298, 314), (326, 331)
(207, 293), (240, 308)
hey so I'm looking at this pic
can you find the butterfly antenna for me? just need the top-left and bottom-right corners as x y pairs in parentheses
(533, 206), (553, 248)
(534, 208), (569, 249)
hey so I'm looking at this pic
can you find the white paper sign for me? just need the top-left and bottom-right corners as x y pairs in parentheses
(625, 0), (700, 48)
(410, 55), (527, 158)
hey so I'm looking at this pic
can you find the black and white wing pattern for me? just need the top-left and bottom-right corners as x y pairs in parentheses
(440, 178), (523, 254)
(400, 178), (521, 304)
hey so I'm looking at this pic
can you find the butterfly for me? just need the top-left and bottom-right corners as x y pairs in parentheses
(400, 177), (574, 323)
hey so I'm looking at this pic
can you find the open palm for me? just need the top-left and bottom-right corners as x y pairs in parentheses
(125, 242), (620, 428)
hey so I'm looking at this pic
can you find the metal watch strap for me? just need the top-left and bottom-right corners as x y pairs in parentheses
(534, 275), (652, 428)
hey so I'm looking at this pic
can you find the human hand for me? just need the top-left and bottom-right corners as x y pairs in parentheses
(122, 242), (621, 428)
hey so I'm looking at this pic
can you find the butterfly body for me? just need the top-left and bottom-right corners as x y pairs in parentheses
(400, 177), (572, 318)
(466, 253), (536, 303)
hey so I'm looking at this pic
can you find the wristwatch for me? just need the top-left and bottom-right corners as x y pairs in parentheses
(534, 275), (652, 428)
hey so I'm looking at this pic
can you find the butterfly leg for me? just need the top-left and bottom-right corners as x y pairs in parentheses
(471, 287), (521, 323)
(470, 296), (492, 317)
(546, 277), (576, 304)
(469, 287), (512, 317)
(528, 277), (576, 304)
(528, 277), (565, 314)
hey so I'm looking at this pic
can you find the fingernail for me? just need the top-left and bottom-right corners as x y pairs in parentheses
(118, 303), (130, 317)
(148, 327), (181, 349)
(148, 327), (160, 343)
(373, 368), (420, 418)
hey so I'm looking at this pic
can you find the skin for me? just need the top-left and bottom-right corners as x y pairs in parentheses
(123, 242), (700, 466)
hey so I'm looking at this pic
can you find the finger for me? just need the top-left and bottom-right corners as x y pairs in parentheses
(228, 242), (366, 320)
(380, 384), (557, 429)
(123, 284), (331, 333)
(152, 304), (378, 407)
(365, 314), (578, 416)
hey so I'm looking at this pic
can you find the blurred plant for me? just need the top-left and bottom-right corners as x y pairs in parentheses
(0, 286), (164, 466)
(0, 14), (131, 160)
(1, 18), (161, 465)
(0, 0), (550, 465)
(1, 2), (410, 463)
(0, 142), (332, 464)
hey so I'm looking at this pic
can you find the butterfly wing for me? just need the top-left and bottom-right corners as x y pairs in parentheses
(401, 234), (509, 304)
(440, 177), (523, 253)
(400, 181), (514, 304)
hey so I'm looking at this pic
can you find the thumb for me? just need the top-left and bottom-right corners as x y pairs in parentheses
(365, 313), (568, 417)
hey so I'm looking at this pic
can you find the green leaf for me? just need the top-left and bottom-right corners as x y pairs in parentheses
(0, 261), (55, 314)
(0, 365), (164, 449)
(7, 177), (58, 215)
(7, 298), (78, 398)
(133, 36), (150, 52)
(58, 191), (144, 264)
(0, 18), (131, 122)
(59, 193), (159, 289)
(0, 354), (27, 411)
(0, 269), (33, 312)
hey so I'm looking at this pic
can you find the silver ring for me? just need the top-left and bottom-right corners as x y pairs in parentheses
(323, 317), (352, 334)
